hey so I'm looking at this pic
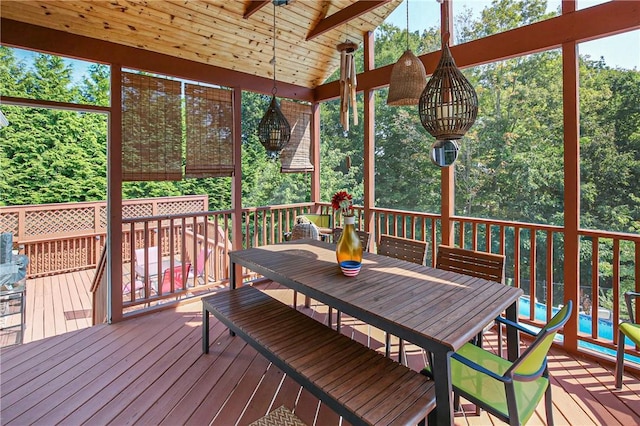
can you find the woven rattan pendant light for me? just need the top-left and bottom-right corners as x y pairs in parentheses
(258, 1), (291, 159)
(418, 33), (478, 140)
(387, 0), (427, 106)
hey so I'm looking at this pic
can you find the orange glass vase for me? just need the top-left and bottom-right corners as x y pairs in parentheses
(335, 215), (363, 266)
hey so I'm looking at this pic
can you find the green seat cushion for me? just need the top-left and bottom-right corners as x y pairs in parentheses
(425, 343), (548, 424)
(302, 214), (332, 228)
(620, 322), (640, 345)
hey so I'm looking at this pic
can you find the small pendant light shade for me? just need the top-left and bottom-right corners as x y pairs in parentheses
(387, 0), (426, 106)
(387, 49), (427, 106)
(418, 42), (478, 140)
(258, 95), (291, 159)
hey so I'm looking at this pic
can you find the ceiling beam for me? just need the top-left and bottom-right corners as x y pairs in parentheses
(243, 1), (270, 19)
(306, 0), (390, 41)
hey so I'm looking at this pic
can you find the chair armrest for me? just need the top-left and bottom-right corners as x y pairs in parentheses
(495, 316), (538, 337)
(624, 291), (640, 323)
(451, 352), (511, 383)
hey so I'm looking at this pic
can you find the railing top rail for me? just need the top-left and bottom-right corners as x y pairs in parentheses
(451, 215), (564, 232)
(242, 203), (315, 214)
(316, 203), (442, 219)
(0, 195), (208, 212)
(579, 228), (640, 242)
(122, 209), (233, 224)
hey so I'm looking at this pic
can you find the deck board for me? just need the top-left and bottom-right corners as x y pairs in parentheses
(1, 271), (639, 425)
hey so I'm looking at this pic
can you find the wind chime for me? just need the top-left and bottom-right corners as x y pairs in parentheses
(337, 40), (358, 132)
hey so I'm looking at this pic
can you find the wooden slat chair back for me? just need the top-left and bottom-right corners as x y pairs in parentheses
(436, 245), (507, 393)
(435, 245), (505, 284)
(376, 235), (427, 363)
(332, 228), (372, 252)
(377, 235), (427, 265)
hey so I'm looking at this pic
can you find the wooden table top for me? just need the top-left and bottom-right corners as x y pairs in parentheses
(230, 239), (523, 354)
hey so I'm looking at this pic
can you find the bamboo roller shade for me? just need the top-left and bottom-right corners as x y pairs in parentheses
(280, 100), (314, 173)
(185, 84), (234, 178)
(122, 72), (182, 181)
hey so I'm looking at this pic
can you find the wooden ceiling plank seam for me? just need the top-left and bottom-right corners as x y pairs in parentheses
(0, 18), (314, 102)
(17, 1), (323, 85)
(243, 0), (270, 20)
(306, 0), (391, 41)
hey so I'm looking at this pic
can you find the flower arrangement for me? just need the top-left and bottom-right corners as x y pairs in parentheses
(331, 190), (354, 217)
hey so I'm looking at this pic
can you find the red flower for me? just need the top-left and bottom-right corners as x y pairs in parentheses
(331, 191), (354, 216)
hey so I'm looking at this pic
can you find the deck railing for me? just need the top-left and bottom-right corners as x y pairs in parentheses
(0, 196), (209, 277)
(3, 198), (638, 365)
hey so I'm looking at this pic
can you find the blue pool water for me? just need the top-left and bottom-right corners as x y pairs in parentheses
(518, 297), (640, 364)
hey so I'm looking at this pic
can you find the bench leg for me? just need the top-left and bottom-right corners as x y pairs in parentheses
(202, 305), (209, 354)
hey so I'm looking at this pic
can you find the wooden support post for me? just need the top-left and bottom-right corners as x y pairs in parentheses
(108, 64), (123, 323)
(561, 0), (580, 353)
(363, 31), (376, 236)
(231, 88), (243, 287)
(440, 0), (455, 246)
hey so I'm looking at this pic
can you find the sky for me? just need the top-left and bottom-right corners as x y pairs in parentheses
(384, 0), (639, 71)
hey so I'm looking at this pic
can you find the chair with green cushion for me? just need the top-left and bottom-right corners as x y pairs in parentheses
(615, 291), (640, 389)
(300, 213), (333, 242)
(423, 300), (572, 426)
(300, 213), (332, 229)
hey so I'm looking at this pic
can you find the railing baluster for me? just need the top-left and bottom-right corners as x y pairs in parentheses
(546, 230), (554, 319)
(613, 239), (621, 346)
(591, 237), (600, 339)
(530, 229), (537, 318)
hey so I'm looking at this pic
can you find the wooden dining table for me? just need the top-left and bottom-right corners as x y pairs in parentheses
(228, 239), (523, 425)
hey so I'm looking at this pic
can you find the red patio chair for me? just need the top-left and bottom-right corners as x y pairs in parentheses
(159, 263), (190, 295)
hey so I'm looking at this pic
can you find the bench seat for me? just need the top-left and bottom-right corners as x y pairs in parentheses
(202, 286), (436, 426)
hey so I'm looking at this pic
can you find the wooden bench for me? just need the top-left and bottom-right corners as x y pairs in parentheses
(202, 286), (436, 426)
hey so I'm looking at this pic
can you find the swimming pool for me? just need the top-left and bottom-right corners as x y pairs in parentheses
(518, 297), (640, 364)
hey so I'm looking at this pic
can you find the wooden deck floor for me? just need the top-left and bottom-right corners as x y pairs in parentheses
(0, 270), (94, 348)
(1, 273), (639, 425)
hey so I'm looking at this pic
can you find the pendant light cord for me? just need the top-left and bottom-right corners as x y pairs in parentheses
(272, 1), (277, 95)
(405, 0), (410, 51)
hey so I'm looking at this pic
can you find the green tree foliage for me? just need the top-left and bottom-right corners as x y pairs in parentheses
(1, 48), (108, 205)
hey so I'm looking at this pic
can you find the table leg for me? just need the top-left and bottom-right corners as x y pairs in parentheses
(228, 259), (236, 337)
(430, 350), (453, 425)
(506, 302), (520, 361)
(229, 259), (236, 290)
(202, 304), (210, 354)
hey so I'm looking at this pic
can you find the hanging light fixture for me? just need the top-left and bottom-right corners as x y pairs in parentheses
(258, 1), (291, 159)
(386, 0), (427, 106)
(418, 33), (478, 141)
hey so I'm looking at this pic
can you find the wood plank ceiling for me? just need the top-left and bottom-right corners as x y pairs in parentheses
(0, 0), (403, 89)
